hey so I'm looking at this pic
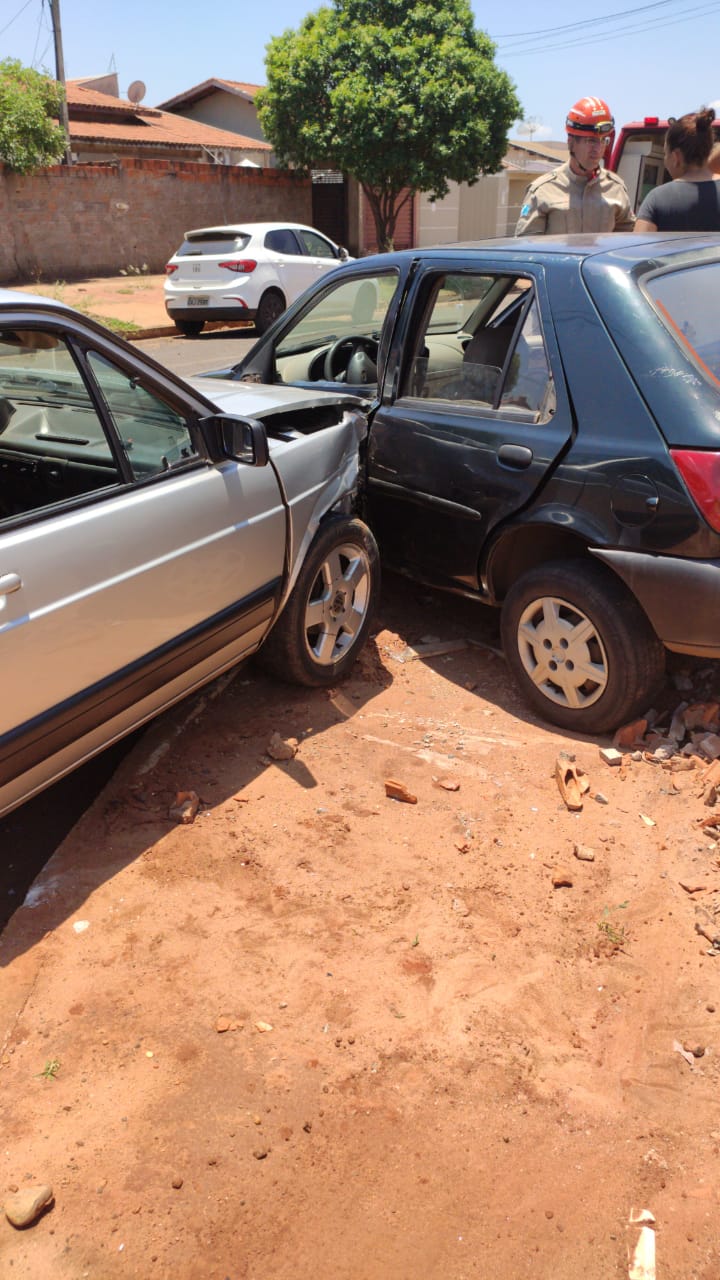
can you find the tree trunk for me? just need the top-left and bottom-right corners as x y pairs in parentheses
(361, 183), (414, 253)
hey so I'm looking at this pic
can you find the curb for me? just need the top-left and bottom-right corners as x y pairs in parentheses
(129, 319), (256, 342)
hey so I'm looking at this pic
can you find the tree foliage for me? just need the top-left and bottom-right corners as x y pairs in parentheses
(258, 0), (521, 250)
(0, 59), (66, 174)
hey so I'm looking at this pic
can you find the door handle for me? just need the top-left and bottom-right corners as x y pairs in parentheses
(0, 572), (22, 596)
(498, 444), (533, 470)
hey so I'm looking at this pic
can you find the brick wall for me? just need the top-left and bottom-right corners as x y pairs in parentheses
(0, 158), (313, 284)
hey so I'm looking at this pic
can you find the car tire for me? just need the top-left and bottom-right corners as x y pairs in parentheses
(175, 319), (205, 337)
(255, 289), (286, 335)
(259, 516), (380, 687)
(500, 560), (665, 734)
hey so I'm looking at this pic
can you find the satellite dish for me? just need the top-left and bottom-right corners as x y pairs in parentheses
(127, 80), (146, 104)
(517, 117), (541, 141)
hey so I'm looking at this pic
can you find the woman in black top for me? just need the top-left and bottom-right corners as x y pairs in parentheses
(635, 107), (720, 232)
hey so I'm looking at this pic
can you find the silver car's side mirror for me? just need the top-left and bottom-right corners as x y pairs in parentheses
(337, 246), (349, 261)
(198, 414), (269, 466)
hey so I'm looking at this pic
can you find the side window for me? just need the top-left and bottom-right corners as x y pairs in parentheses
(86, 352), (197, 478)
(499, 298), (554, 420)
(264, 229), (302, 256)
(402, 273), (553, 421)
(297, 229), (336, 259)
(0, 327), (121, 520)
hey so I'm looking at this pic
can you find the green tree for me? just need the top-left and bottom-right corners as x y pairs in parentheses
(0, 59), (66, 174)
(258, 0), (521, 251)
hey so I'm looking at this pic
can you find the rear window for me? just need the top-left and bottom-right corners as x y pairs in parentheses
(176, 233), (251, 257)
(645, 263), (720, 389)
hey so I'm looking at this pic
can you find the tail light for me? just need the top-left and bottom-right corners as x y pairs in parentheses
(219, 260), (257, 274)
(671, 449), (720, 532)
(643, 116), (660, 127)
(165, 264), (178, 275)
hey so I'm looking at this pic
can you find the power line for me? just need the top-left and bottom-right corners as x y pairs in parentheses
(0, 0), (35, 39)
(31, 0), (50, 69)
(495, 0), (676, 40)
(498, 0), (720, 55)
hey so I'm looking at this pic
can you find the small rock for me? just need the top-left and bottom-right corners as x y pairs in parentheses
(707, 1004), (716, 1013)
(4, 1184), (53, 1228)
(599, 747), (623, 767)
(253, 1148), (268, 1160)
(452, 897), (470, 916)
(551, 869), (573, 888)
(685, 702), (720, 731)
(216, 1017), (231, 1033)
(594, 792), (609, 805)
(433, 776), (460, 792)
(254, 1021), (273, 1033)
(691, 1045), (706, 1058)
(573, 843), (595, 862)
(267, 733), (298, 762)
(171, 1175), (183, 1190)
(169, 790), (199, 824)
(613, 718), (647, 749)
(700, 734), (720, 761)
(303, 1121), (312, 1133)
(384, 779), (417, 804)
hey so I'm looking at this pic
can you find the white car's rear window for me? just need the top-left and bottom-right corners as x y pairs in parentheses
(176, 233), (251, 257)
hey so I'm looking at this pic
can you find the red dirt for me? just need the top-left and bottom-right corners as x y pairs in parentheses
(2, 581), (720, 1278)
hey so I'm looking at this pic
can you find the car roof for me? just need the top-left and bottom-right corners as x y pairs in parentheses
(0, 288), (64, 310)
(357, 232), (720, 267)
(180, 222), (327, 238)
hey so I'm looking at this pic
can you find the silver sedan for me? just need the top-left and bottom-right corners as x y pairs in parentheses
(0, 290), (379, 819)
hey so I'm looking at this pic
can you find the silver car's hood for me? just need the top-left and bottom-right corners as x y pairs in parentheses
(186, 375), (362, 420)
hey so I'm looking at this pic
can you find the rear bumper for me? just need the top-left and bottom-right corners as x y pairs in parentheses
(593, 548), (720, 657)
(165, 305), (257, 323)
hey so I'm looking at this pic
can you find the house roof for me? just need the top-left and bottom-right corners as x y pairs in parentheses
(157, 79), (264, 111)
(65, 81), (271, 152)
(506, 139), (567, 162)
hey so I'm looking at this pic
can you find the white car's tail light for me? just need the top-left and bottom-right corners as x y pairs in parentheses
(165, 264), (178, 275)
(218, 260), (257, 274)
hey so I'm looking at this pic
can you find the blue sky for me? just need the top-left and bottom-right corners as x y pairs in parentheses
(3, 0), (719, 140)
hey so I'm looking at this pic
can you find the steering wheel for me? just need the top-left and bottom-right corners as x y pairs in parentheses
(323, 335), (378, 383)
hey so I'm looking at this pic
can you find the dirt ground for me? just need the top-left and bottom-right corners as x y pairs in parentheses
(3, 578), (720, 1279)
(10, 275), (252, 336)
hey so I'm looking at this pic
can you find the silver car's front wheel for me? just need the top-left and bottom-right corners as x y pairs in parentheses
(259, 516), (380, 687)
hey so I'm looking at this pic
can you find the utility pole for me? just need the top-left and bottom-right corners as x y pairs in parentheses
(49, 0), (72, 165)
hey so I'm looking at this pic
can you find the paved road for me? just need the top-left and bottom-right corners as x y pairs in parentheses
(0, 330), (255, 929)
(137, 330), (257, 377)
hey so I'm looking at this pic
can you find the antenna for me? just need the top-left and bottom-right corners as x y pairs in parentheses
(127, 80), (146, 104)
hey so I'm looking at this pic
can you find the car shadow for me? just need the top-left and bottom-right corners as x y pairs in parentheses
(0, 627), (393, 966)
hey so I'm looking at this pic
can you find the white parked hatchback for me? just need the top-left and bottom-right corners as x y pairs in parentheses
(164, 221), (351, 337)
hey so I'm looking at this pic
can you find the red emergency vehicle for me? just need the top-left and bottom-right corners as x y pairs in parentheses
(608, 116), (720, 211)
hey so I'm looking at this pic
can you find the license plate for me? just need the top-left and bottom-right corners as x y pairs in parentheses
(188, 296), (209, 306)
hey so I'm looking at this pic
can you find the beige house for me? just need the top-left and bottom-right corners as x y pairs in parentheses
(156, 79), (269, 153)
(416, 139), (567, 246)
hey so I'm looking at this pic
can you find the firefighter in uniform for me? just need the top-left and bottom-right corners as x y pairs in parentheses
(515, 97), (635, 235)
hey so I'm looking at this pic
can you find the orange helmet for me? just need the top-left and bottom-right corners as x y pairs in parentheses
(566, 97), (615, 140)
